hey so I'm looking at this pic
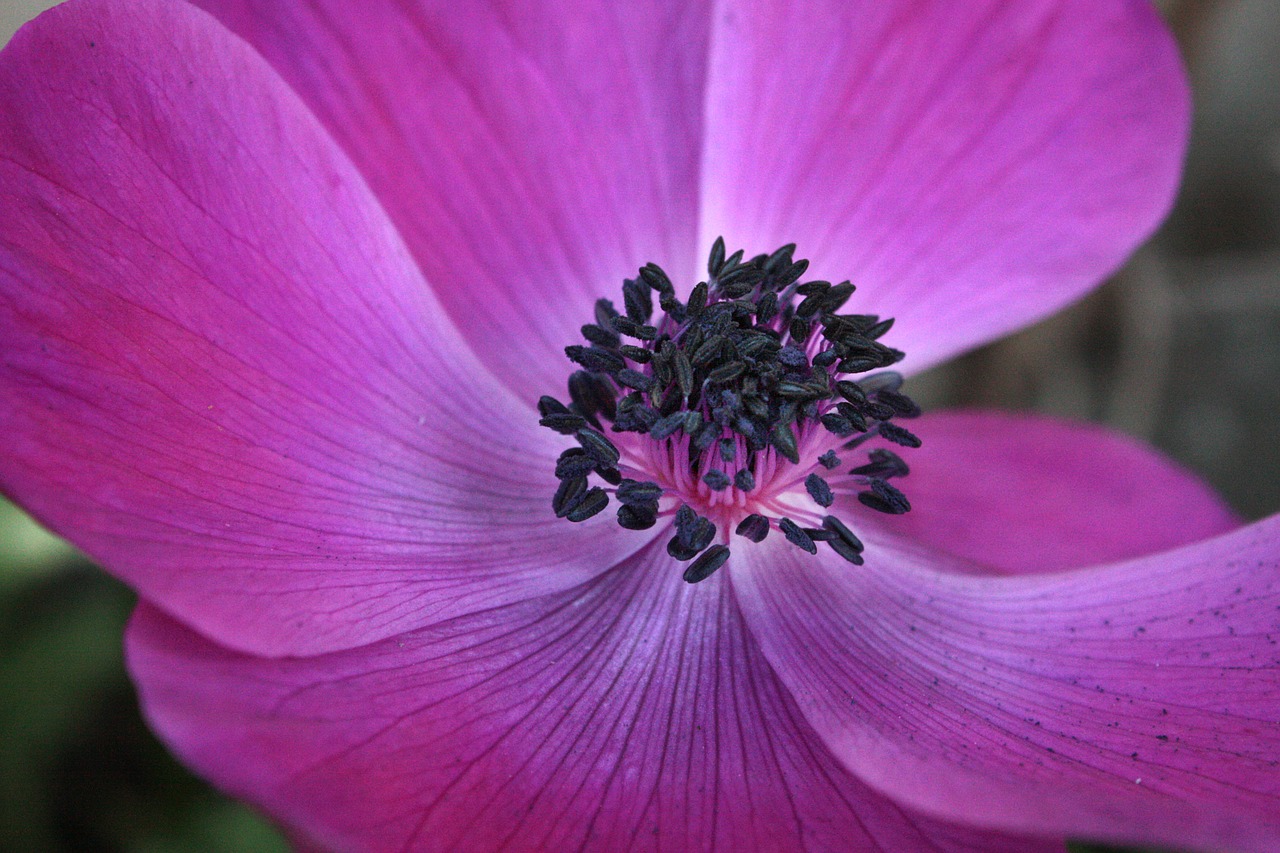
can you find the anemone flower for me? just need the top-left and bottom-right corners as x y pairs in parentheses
(2, 0), (1278, 850)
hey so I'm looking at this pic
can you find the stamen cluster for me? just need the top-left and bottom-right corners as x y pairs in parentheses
(538, 239), (919, 583)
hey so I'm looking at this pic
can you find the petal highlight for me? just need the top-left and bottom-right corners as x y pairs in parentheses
(701, 0), (1190, 372)
(0, 0), (639, 657)
(732, 519), (1280, 852)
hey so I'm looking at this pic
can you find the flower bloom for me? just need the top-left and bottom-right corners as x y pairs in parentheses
(1, 0), (1277, 850)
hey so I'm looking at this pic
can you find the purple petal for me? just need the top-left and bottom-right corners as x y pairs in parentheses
(195, 0), (713, 402)
(128, 542), (1056, 853)
(702, 0), (1189, 372)
(877, 410), (1239, 574)
(0, 0), (639, 656)
(731, 520), (1280, 852)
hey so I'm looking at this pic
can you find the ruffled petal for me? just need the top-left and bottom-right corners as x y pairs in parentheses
(731, 519), (1280, 852)
(128, 542), (1057, 853)
(701, 0), (1189, 371)
(0, 0), (640, 657)
(195, 0), (713, 401)
(879, 410), (1239, 574)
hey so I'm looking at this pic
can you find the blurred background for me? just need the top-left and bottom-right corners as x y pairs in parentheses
(1, 1), (1277, 850)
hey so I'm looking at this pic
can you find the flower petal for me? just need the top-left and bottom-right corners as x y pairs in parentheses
(701, 0), (1189, 372)
(194, 0), (713, 401)
(731, 519), (1280, 852)
(879, 410), (1239, 574)
(0, 0), (640, 657)
(128, 543), (1057, 853)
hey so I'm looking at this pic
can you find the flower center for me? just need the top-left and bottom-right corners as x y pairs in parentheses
(539, 239), (919, 583)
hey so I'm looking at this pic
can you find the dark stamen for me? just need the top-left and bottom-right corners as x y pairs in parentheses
(566, 487), (608, 522)
(620, 344), (654, 364)
(805, 473), (835, 508)
(648, 411), (686, 440)
(617, 502), (659, 530)
(538, 395), (571, 417)
(735, 514), (770, 542)
(878, 421), (922, 448)
(779, 517), (817, 555)
(828, 537), (865, 565)
(877, 388), (921, 418)
(821, 515), (864, 552)
(565, 345), (625, 374)
(703, 469), (731, 491)
(669, 505), (716, 561)
(555, 449), (597, 480)
(611, 316), (657, 340)
(539, 412), (587, 435)
(577, 428), (620, 466)
(567, 370), (616, 425)
(616, 368), (655, 392)
(708, 236), (726, 276)
(581, 323), (620, 348)
(851, 448), (909, 479)
(858, 478), (911, 515)
(552, 476), (588, 518)
(834, 380), (866, 405)
(623, 278), (653, 323)
(770, 423), (800, 464)
(539, 238), (919, 580)
(683, 545), (730, 583)
(616, 479), (664, 504)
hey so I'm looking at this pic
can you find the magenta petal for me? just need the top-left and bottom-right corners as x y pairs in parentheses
(702, 0), (1189, 371)
(881, 410), (1239, 574)
(128, 544), (1057, 853)
(195, 0), (713, 401)
(731, 521), (1280, 852)
(0, 0), (638, 657)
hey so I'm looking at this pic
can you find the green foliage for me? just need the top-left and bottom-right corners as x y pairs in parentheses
(0, 511), (286, 853)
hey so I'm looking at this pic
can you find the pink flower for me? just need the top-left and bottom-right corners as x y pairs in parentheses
(1, 0), (1277, 850)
